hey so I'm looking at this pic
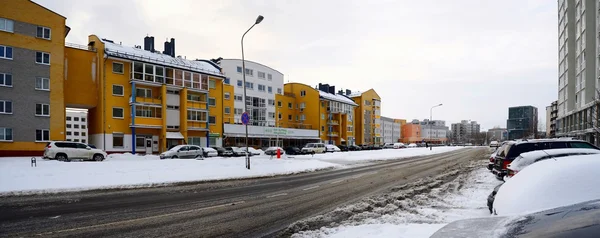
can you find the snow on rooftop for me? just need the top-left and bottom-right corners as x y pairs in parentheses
(319, 90), (358, 106)
(101, 39), (223, 76)
(347, 91), (362, 97)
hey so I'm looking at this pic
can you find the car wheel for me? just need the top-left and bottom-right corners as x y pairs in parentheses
(56, 154), (68, 162)
(93, 154), (104, 161)
(172, 155), (178, 159)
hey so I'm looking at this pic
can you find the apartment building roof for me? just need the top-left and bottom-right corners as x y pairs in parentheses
(100, 38), (224, 77)
(319, 90), (358, 106)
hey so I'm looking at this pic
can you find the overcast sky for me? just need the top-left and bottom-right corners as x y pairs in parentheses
(36, 0), (557, 131)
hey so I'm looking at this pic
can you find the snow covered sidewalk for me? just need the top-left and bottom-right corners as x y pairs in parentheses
(0, 147), (465, 195)
(289, 161), (502, 238)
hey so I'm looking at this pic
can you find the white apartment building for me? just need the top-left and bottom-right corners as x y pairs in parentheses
(66, 110), (88, 144)
(556, 0), (599, 144)
(381, 116), (400, 144)
(420, 119), (448, 143)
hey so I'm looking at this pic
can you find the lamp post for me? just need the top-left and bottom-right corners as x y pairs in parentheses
(241, 15), (264, 170)
(430, 103), (443, 150)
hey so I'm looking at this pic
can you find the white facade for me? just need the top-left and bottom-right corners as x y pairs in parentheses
(219, 59), (284, 126)
(420, 119), (448, 141)
(66, 111), (89, 144)
(381, 117), (400, 144)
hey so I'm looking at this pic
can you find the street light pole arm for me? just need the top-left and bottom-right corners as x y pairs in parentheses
(241, 23), (257, 59)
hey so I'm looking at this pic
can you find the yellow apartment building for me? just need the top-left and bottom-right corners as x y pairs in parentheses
(348, 89), (382, 146)
(0, 0), (68, 155)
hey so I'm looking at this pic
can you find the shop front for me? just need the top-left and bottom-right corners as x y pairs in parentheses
(223, 124), (319, 149)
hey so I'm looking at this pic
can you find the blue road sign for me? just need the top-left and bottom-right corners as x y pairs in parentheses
(241, 112), (250, 125)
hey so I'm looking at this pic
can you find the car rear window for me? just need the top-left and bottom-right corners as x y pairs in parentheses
(569, 142), (597, 149)
(548, 142), (569, 149)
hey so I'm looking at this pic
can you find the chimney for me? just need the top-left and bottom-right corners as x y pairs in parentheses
(318, 83), (323, 91)
(329, 85), (335, 94)
(143, 36), (155, 52)
(346, 89), (351, 95)
(170, 38), (175, 57)
(338, 90), (343, 95)
(163, 39), (171, 56)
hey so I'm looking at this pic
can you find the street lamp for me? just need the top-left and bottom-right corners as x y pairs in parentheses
(241, 15), (264, 170)
(430, 103), (443, 150)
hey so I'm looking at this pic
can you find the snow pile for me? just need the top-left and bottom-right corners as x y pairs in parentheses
(494, 154), (600, 216)
(289, 161), (502, 238)
(0, 155), (339, 195)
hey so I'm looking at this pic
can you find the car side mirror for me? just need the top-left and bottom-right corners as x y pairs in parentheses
(86, 146), (92, 150)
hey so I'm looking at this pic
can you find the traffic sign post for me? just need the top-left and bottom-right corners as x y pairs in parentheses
(241, 112), (250, 169)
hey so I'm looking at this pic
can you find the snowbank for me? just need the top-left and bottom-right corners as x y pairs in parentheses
(0, 154), (338, 195)
(494, 154), (600, 215)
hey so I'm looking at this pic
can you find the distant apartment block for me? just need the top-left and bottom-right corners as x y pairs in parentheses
(546, 100), (558, 138)
(507, 106), (538, 140)
(419, 119), (448, 144)
(381, 116), (401, 144)
(66, 111), (88, 143)
(450, 120), (480, 143)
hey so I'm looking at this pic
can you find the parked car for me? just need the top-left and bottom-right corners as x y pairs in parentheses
(432, 199), (600, 238)
(243, 147), (262, 156)
(264, 147), (285, 156)
(212, 147), (233, 157)
(492, 139), (599, 180)
(393, 143), (406, 149)
(224, 147), (247, 157)
(87, 144), (97, 149)
(372, 145), (383, 150)
(493, 154), (600, 216)
(487, 183), (503, 214)
(44, 141), (107, 162)
(349, 145), (362, 151)
(202, 147), (218, 157)
(160, 145), (204, 159)
(506, 148), (600, 177)
(325, 144), (341, 153)
(301, 143), (326, 154)
(489, 141), (499, 147)
(284, 146), (302, 155)
(488, 145), (504, 170)
(383, 143), (395, 149)
(360, 145), (371, 150)
(407, 143), (417, 148)
(337, 145), (349, 152)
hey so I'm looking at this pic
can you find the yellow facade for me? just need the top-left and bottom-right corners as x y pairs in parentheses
(0, 0), (67, 154)
(352, 89), (382, 145)
(223, 84), (234, 124)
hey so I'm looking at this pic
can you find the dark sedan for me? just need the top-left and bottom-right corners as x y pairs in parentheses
(284, 146), (302, 155)
(349, 145), (361, 151)
(211, 147), (233, 157)
(337, 145), (349, 152)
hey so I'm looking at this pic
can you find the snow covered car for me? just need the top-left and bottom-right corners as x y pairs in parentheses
(383, 143), (395, 149)
(407, 143), (417, 148)
(393, 143), (405, 149)
(243, 147), (262, 156)
(202, 147), (218, 157)
(325, 144), (341, 153)
(44, 141), (107, 162)
(264, 147), (284, 156)
(432, 199), (600, 238)
(224, 147), (247, 157)
(507, 148), (600, 177)
(212, 147), (233, 157)
(160, 145), (204, 159)
(493, 154), (600, 216)
(487, 183), (503, 214)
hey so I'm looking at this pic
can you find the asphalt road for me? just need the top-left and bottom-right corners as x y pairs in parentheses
(0, 148), (487, 238)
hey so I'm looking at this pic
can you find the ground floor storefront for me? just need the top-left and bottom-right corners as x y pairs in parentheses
(223, 124), (319, 149)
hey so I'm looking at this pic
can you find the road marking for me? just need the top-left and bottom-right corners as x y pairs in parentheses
(330, 180), (344, 184)
(352, 171), (378, 179)
(302, 186), (320, 191)
(49, 215), (61, 219)
(35, 201), (245, 235)
(266, 193), (288, 198)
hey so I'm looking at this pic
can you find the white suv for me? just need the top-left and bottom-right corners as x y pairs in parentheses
(44, 141), (108, 162)
(301, 143), (326, 154)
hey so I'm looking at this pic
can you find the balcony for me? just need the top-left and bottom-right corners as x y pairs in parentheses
(134, 96), (162, 106)
(327, 120), (339, 125)
(130, 117), (163, 129)
(327, 132), (339, 137)
(188, 121), (209, 131)
(187, 100), (207, 109)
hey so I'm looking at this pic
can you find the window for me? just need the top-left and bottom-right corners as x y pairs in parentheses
(113, 107), (124, 118)
(208, 97), (216, 106)
(36, 52), (50, 65)
(133, 62), (166, 84)
(224, 77), (230, 84)
(296, 115), (299, 121)
(82, 132), (86, 136)
(278, 101), (282, 107)
(82, 125), (86, 129)
(225, 107), (231, 114)
(66, 131), (71, 135)
(321, 126), (325, 131)
(245, 82), (254, 89)
(277, 88), (282, 94)
(36, 26), (51, 39)
(258, 84), (266, 92)
(82, 139), (87, 143)
(258, 71), (266, 79)
(234, 94), (243, 101)
(35, 103), (49, 116)
(235, 108), (243, 115)
(167, 90), (180, 95)
(209, 79), (216, 89)
(288, 115), (292, 120)
(74, 124), (79, 129)
(66, 116), (71, 121)
(224, 92), (230, 100)
(0, 45), (13, 59)
(300, 90), (306, 97)
(0, 18), (14, 32)
(570, 142), (596, 148)
(288, 102), (292, 109)
(113, 134), (124, 147)
(187, 110), (208, 121)
(74, 132), (80, 136)
(321, 114), (324, 119)
(112, 62), (124, 74)
(35, 129), (50, 142)
(66, 124), (71, 128)
(112, 85), (124, 96)
(267, 74), (272, 80)
(245, 68), (253, 76)
(237, 66), (243, 73)
(187, 94), (205, 102)
(209, 116), (216, 124)
(0, 128), (12, 141)
(167, 105), (180, 110)
(237, 80), (243, 87)
(269, 112), (275, 119)
(136, 88), (152, 98)
(35, 77), (50, 90)
(135, 106), (162, 118)
(268, 99), (275, 106)
(0, 73), (12, 87)
(268, 86), (272, 94)
(278, 113), (282, 120)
